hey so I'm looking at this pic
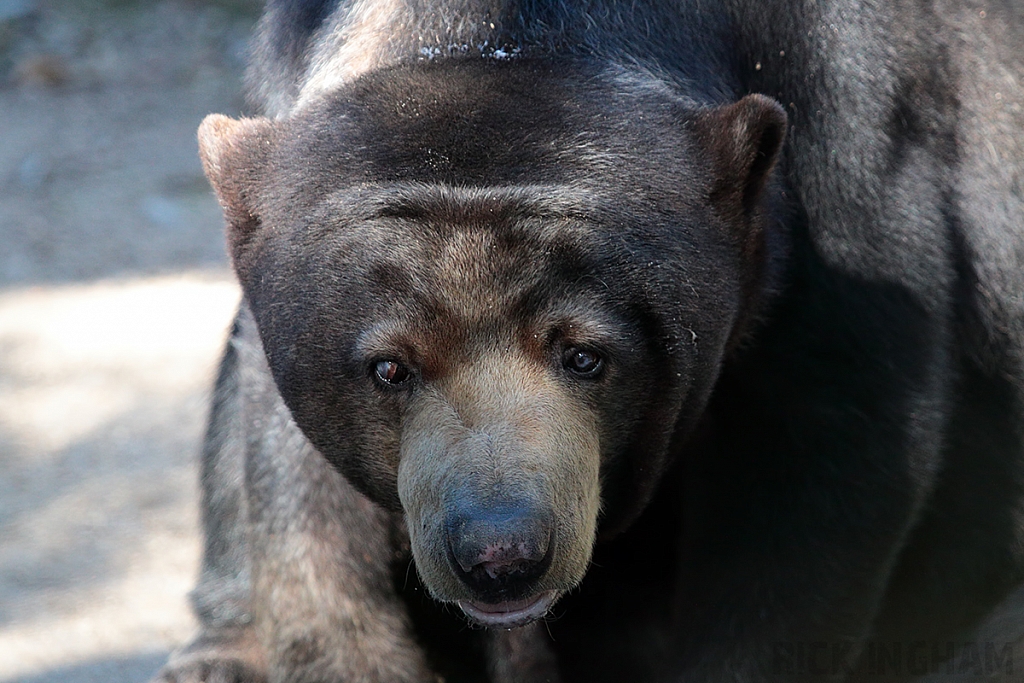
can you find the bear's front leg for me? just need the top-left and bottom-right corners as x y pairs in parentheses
(251, 465), (435, 682)
(155, 305), (437, 683)
(246, 438), (435, 683)
(238, 306), (437, 683)
(151, 626), (268, 683)
(150, 319), (270, 683)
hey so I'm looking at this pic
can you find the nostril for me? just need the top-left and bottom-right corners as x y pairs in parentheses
(466, 539), (547, 577)
(481, 557), (538, 580)
(445, 503), (555, 597)
(455, 537), (553, 596)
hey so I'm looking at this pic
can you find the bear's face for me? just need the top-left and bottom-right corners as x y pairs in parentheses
(198, 60), (785, 627)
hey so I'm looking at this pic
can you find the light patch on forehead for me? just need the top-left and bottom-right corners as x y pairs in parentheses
(330, 182), (605, 331)
(429, 227), (535, 324)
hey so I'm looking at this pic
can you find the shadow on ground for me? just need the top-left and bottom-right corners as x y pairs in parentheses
(0, 397), (206, 629)
(5, 651), (169, 683)
(0, 0), (259, 288)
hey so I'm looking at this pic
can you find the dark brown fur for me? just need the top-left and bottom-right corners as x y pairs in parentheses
(152, 0), (1024, 681)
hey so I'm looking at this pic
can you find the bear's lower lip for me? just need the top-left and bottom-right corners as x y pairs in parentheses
(458, 590), (558, 628)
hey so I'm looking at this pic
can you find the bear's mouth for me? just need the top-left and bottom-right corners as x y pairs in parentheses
(457, 590), (559, 628)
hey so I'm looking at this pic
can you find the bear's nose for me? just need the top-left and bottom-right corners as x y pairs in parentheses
(445, 501), (553, 600)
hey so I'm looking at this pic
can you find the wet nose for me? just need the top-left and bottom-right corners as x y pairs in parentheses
(445, 501), (554, 599)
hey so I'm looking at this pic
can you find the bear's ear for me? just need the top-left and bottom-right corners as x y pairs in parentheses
(693, 94), (787, 219)
(197, 114), (276, 266)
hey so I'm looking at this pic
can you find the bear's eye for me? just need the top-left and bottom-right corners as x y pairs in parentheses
(563, 347), (604, 378)
(374, 360), (412, 385)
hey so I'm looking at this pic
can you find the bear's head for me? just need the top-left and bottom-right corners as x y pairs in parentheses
(198, 59), (785, 628)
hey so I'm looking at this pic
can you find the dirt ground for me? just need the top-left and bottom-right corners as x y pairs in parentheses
(0, 2), (259, 681)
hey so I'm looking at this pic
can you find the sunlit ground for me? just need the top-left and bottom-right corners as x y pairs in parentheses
(0, 1), (257, 680)
(0, 274), (240, 682)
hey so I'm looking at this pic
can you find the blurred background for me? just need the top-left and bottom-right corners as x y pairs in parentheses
(0, 1), (261, 680)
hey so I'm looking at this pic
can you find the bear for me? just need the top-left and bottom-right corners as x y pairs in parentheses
(152, 0), (1024, 681)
